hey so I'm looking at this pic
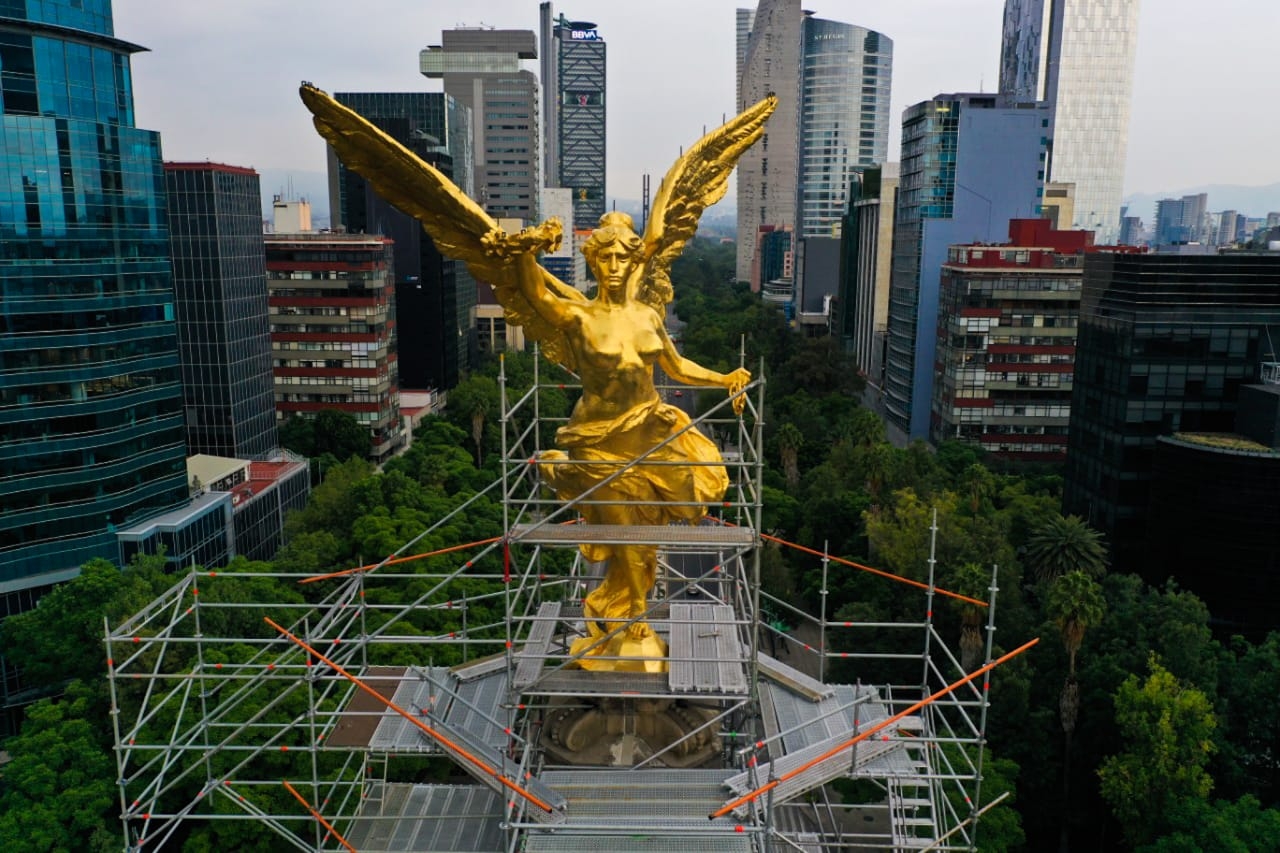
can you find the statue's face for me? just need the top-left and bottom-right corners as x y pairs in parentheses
(594, 244), (633, 300)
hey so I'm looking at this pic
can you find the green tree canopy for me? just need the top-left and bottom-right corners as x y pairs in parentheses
(1024, 513), (1108, 582)
(312, 409), (370, 460)
(1099, 656), (1217, 846)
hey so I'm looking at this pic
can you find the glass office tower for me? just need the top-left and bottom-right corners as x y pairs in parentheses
(0, 1), (189, 592)
(796, 16), (892, 238)
(165, 163), (277, 459)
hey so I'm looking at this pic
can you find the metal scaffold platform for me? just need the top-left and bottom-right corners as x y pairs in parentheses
(107, 357), (1028, 852)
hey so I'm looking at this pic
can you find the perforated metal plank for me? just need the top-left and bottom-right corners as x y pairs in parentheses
(758, 674), (781, 745)
(668, 603), (747, 694)
(444, 669), (510, 750)
(513, 601), (561, 689)
(368, 667), (453, 751)
(524, 838), (752, 852)
(511, 522), (755, 548)
(666, 603), (695, 691)
(524, 770), (754, 852)
(721, 732), (910, 818)
(347, 783), (505, 852)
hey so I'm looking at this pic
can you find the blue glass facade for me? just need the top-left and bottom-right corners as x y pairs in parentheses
(883, 94), (1050, 440)
(0, 1), (189, 588)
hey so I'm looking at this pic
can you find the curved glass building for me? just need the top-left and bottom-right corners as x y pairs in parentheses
(797, 16), (892, 238)
(0, 1), (189, 590)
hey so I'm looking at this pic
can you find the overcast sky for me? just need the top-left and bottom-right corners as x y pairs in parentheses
(114, 0), (1280, 211)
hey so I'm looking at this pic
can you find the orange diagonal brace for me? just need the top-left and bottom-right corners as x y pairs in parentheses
(299, 536), (502, 584)
(710, 636), (1039, 819)
(264, 617), (555, 814)
(759, 533), (988, 608)
(282, 779), (358, 852)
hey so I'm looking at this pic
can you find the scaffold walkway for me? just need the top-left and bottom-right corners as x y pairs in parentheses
(106, 357), (1032, 853)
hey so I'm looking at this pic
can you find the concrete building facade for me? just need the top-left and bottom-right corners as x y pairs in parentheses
(421, 28), (540, 224)
(835, 164), (898, 386)
(265, 233), (405, 463)
(735, 1), (893, 287)
(326, 91), (475, 392)
(930, 218), (1142, 461)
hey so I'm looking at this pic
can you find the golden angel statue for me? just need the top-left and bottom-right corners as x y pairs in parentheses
(301, 84), (775, 670)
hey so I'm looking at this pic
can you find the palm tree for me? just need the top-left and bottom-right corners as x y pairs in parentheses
(950, 562), (990, 671)
(1024, 513), (1108, 582)
(776, 422), (803, 491)
(1046, 570), (1107, 851)
(469, 398), (489, 466)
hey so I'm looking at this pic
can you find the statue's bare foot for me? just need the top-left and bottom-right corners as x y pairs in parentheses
(627, 619), (652, 640)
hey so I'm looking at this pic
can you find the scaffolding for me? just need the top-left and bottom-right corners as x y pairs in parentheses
(107, 354), (1032, 852)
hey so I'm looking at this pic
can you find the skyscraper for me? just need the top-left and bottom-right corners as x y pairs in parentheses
(325, 92), (475, 390)
(736, 1), (893, 286)
(540, 4), (606, 233)
(999, 0), (1141, 243)
(0, 2), (191, 592)
(1153, 193), (1209, 246)
(883, 94), (1050, 441)
(421, 28), (540, 224)
(165, 163), (278, 459)
(736, 0), (803, 287)
(795, 16), (892, 238)
(835, 164), (898, 385)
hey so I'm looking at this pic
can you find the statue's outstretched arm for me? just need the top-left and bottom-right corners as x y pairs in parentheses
(657, 324), (751, 412)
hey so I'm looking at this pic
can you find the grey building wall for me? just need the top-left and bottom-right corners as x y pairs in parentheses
(736, 0), (802, 286)
(422, 28), (540, 224)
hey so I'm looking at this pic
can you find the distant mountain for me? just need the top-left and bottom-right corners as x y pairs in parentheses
(611, 197), (738, 238)
(1123, 183), (1280, 220)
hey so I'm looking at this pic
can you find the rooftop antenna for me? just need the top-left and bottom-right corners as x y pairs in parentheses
(641, 173), (651, 232)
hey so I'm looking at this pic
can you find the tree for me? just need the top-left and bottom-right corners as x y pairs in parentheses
(445, 375), (500, 466)
(0, 680), (118, 852)
(1099, 656), (1217, 847)
(311, 409), (369, 461)
(0, 556), (168, 689)
(775, 422), (803, 490)
(277, 414), (315, 457)
(1136, 794), (1280, 852)
(1048, 571), (1107, 688)
(1046, 570), (1106, 850)
(1024, 513), (1108, 582)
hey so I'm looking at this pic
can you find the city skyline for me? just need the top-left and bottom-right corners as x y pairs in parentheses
(114, 0), (1280, 216)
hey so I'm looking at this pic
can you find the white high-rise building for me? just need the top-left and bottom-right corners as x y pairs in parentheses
(999, 0), (1141, 244)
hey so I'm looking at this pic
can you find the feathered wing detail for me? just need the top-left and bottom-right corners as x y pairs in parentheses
(638, 96), (778, 315)
(299, 83), (585, 370)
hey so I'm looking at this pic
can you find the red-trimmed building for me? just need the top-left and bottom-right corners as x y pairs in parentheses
(265, 233), (405, 462)
(930, 219), (1143, 461)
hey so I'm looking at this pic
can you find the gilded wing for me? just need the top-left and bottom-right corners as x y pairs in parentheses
(299, 84), (585, 370)
(638, 95), (778, 315)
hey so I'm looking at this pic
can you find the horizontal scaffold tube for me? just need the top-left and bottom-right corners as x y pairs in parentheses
(282, 779), (357, 852)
